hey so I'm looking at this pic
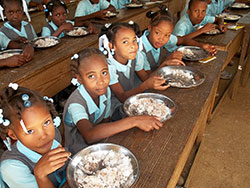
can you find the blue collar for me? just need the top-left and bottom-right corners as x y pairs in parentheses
(78, 84), (107, 115)
(142, 30), (161, 53)
(49, 21), (59, 30)
(16, 139), (60, 163)
(108, 57), (132, 72)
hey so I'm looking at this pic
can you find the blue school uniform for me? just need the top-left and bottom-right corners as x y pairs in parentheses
(0, 21), (37, 50)
(75, 0), (110, 18)
(110, 0), (131, 9)
(63, 84), (111, 155)
(140, 30), (171, 71)
(41, 20), (74, 38)
(0, 131), (65, 188)
(173, 14), (215, 37)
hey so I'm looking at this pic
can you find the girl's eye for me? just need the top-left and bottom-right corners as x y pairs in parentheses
(102, 71), (108, 76)
(123, 40), (128, 44)
(63, 13), (67, 16)
(44, 120), (51, 127)
(27, 130), (34, 134)
(88, 74), (95, 79)
(17, 10), (22, 14)
(56, 13), (60, 17)
(133, 39), (137, 43)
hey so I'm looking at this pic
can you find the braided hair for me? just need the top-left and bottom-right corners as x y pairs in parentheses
(70, 48), (107, 77)
(146, 5), (176, 27)
(44, 0), (68, 18)
(0, 86), (57, 141)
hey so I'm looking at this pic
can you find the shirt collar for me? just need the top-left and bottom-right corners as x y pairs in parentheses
(142, 30), (161, 54)
(49, 21), (59, 31)
(108, 57), (132, 72)
(78, 84), (107, 115)
(4, 21), (25, 30)
(16, 139), (60, 163)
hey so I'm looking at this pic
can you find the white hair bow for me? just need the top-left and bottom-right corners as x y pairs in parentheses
(8, 83), (18, 90)
(99, 34), (113, 59)
(22, 0), (31, 22)
(0, 5), (4, 21)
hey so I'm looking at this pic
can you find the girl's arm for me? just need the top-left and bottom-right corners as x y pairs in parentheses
(182, 23), (216, 39)
(52, 22), (74, 37)
(76, 115), (163, 144)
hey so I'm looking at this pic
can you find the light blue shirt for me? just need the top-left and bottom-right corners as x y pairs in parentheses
(164, 34), (178, 52)
(1, 140), (60, 188)
(173, 14), (215, 37)
(66, 85), (111, 124)
(108, 52), (144, 85)
(41, 20), (74, 38)
(75, 0), (110, 18)
(110, 0), (131, 9)
(0, 21), (37, 50)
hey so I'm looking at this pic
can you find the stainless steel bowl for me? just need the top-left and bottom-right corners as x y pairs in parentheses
(0, 49), (23, 60)
(66, 27), (89, 37)
(123, 93), (177, 122)
(31, 36), (60, 49)
(125, 3), (144, 8)
(177, 46), (210, 61)
(66, 143), (140, 188)
(157, 66), (205, 88)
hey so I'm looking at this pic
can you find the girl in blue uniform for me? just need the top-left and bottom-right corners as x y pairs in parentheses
(141, 6), (216, 72)
(0, 0), (36, 49)
(41, 0), (96, 38)
(74, 0), (115, 23)
(173, 0), (227, 39)
(0, 84), (70, 188)
(63, 48), (163, 155)
(99, 22), (174, 120)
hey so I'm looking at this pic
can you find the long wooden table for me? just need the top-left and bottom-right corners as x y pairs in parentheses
(61, 51), (227, 188)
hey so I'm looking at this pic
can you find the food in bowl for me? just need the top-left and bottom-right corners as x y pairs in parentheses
(34, 37), (59, 48)
(67, 27), (88, 36)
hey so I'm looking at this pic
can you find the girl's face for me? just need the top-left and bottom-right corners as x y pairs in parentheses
(50, 6), (67, 27)
(188, 1), (207, 25)
(4, 1), (23, 27)
(148, 20), (173, 49)
(112, 27), (138, 64)
(8, 104), (55, 155)
(77, 55), (110, 99)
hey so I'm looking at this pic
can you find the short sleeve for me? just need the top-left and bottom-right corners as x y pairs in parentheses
(75, 1), (88, 17)
(137, 51), (151, 71)
(173, 21), (189, 37)
(0, 32), (11, 50)
(68, 103), (89, 124)
(204, 15), (216, 24)
(1, 160), (38, 188)
(164, 34), (178, 52)
(100, 0), (110, 9)
(41, 27), (52, 37)
(104, 87), (111, 118)
(108, 64), (119, 85)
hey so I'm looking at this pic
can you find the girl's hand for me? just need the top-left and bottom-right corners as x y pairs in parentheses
(218, 24), (227, 32)
(34, 146), (71, 179)
(6, 55), (26, 67)
(166, 51), (184, 61)
(95, 10), (108, 20)
(201, 23), (216, 33)
(160, 59), (186, 67)
(202, 43), (217, 56)
(22, 45), (34, 62)
(87, 23), (98, 34)
(144, 75), (169, 90)
(133, 116), (163, 131)
(60, 22), (74, 32)
(13, 37), (28, 44)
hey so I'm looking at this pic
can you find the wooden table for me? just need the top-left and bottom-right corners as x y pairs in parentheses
(61, 51), (228, 188)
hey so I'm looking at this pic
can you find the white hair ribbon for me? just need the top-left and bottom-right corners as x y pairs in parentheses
(20, 119), (29, 134)
(71, 78), (80, 86)
(137, 36), (143, 51)
(0, 5), (4, 21)
(99, 34), (113, 59)
(8, 83), (18, 90)
(22, 0), (31, 22)
(53, 116), (61, 127)
(3, 137), (11, 151)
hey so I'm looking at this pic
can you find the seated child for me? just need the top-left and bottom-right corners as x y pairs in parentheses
(0, 0), (35, 60)
(74, 0), (116, 22)
(0, 83), (70, 187)
(173, 0), (227, 39)
(99, 22), (175, 120)
(41, 0), (96, 38)
(142, 5), (216, 72)
(109, 0), (135, 9)
(63, 48), (163, 155)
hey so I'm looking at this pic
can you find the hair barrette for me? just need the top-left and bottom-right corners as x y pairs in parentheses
(71, 53), (79, 60)
(165, 7), (168, 11)
(0, 5), (4, 21)
(3, 137), (11, 151)
(20, 119), (28, 134)
(8, 83), (18, 90)
(71, 78), (80, 86)
(99, 47), (104, 52)
(105, 23), (111, 29)
(43, 96), (54, 103)
(103, 50), (108, 55)
(0, 109), (10, 126)
(22, 94), (31, 108)
(60, 0), (65, 4)
(128, 20), (134, 25)
(53, 116), (61, 127)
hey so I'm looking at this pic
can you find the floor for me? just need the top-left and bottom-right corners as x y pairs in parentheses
(183, 75), (250, 188)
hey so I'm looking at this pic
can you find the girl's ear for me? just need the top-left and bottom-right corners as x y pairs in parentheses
(187, 9), (190, 15)
(75, 74), (83, 85)
(7, 129), (18, 141)
(148, 25), (152, 32)
(108, 42), (114, 51)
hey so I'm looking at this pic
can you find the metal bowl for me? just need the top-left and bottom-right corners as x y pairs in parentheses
(31, 36), (60, 49)
(67, 143), (140, 188)
(123, 93), (177, 122)
(125, 3), (144, 8)
(229, 3), (250, 9)
(105, 11), (119, 18)
(0, 49), (23, 60)
(177, 46), (210, 61)
(217, 13), (242, 21)
(66, 27), (89, 37)
(157, 66), (205, 88)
